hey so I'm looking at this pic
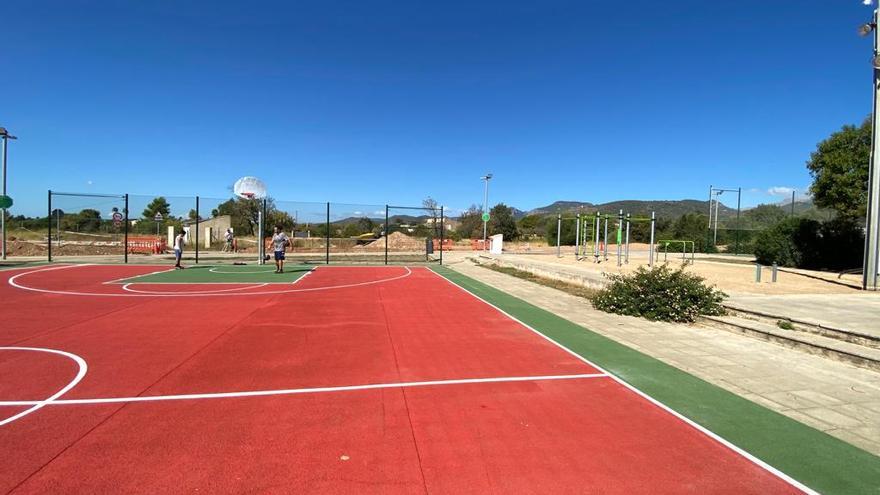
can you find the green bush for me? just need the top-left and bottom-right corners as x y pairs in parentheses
(753, 217), (822, 267)
(589, 264), (727, 323)
(753, 217), (863, 270)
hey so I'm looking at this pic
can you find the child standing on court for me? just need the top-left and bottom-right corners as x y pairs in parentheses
(272, 225), (290, 273)
(174, 231), (186, 269)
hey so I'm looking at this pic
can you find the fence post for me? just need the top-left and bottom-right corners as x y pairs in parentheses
(772, 262), (778, 283)
(385, 205), (389, 265)
(47, 190), (52, 262)
(325, 202), (330, 265)
(194, 196), (199, 264)
(439, 206), (444, 266)
(756, 263), (762, 283)
(124, 194), (129, 263)
(625, 213), (630, 264)
(648, 211), (655, 268)
(594, 213), (600, 263)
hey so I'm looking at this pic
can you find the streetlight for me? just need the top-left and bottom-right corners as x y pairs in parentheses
(0, 127), (18, 260)
(708, 186), (741, 251)
(859, 1), (880, 290)
(481, 173), (492, 250)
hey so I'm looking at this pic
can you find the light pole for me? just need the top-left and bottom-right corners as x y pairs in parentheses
(481, 173), (492, 250)
(0, 127), (18, 260)
(859, 3), (880, 290)
(708, 186), (740, 249)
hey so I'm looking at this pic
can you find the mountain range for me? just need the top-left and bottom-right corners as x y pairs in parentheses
(518, 198), (816, 220)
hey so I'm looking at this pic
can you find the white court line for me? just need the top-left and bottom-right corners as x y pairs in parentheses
(121, 283), (269, 295)
(428, 268), (818, 495)
(8, 265), (412, 297)
(290, 268), (314, 285)
(0, 347), (88, 426)
(103, 267), (178, 284)
(0, 373), (606, 406)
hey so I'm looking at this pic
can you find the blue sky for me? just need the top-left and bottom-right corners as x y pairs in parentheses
(2, 0), (875, 217)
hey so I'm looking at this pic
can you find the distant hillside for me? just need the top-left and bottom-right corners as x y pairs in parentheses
(332, 214), (427, 225)
(527, 199), (735, 219)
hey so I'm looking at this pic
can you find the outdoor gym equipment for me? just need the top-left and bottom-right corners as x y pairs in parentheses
(656, 240), (695, 264)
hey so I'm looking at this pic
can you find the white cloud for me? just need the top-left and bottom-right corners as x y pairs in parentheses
(767, 186), (794, 196)
(353, 211), (362, 215)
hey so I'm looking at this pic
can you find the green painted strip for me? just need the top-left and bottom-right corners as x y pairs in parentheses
(114, 264), (313, 284)
(431, 266), (880, 495)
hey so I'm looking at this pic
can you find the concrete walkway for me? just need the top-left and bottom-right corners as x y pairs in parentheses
(726, 293), (880, 337)
(447, 259), (880, 455)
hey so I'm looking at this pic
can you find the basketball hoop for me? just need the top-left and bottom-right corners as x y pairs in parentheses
(233, 177), (267, 200)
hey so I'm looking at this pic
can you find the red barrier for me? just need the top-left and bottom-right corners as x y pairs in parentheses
(432, 239), (453, 251)
(128, 236), (166, 254)
(471, 239), (490, 250)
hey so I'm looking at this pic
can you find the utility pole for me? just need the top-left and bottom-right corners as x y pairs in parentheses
(860, 5), (880, 290)
(0, 127), (17, 260)
(481, 173), (492, 250)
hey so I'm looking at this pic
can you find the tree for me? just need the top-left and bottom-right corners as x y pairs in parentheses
(545, 215), (576, 246)
(743, 204), (786, 228)
(355, 217), (375, 234)
(517, 214), (548, 238)
(267, 210), (296, 233)
(488, 203), (519, 240)
(188, 209), (200, 221)
(807, 117), (870, 218)
(342, 223), (362, 237)
(672, 213), (710, 252)
(456, 205), (483, 239)
(422, 197), (441, 237)
(210, 197), (275, 236)
(76, 209), (102, 232)
(754, 218), (823, 268)
(142, 197), (171, 220)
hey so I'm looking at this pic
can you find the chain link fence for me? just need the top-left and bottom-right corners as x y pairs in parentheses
(40, 191), (445, 265)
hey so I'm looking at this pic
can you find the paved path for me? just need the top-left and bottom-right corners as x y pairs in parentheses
(448, 258), (880, 455)
(727, 293), (880, 337)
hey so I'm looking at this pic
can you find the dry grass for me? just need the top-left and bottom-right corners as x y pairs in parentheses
(477, 261), (598, 300)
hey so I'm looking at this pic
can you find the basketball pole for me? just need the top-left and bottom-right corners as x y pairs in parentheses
(257, 203), (263, 265)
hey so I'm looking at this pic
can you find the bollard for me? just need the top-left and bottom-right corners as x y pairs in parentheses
(772, 262), (778, 283)
(755, 263), (762, 283)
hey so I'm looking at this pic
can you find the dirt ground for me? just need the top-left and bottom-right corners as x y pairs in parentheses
(493, 250), (863, 295)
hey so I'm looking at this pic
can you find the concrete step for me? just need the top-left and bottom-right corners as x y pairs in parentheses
(699, 315), (880, 373)
(723, 304), (880, 351)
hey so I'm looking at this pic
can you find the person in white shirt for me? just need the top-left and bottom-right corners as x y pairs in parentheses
(223, 228), (234, 252)
(272, 225), (290, 273)
(174, 231), (186, 269)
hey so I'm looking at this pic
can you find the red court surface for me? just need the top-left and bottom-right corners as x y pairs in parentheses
(0, 264), (808, 494)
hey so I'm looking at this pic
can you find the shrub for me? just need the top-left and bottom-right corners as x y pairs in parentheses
(589, 264), (726, 323)
(753, 217), (822, 267)
(753, 217), (863, 270)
